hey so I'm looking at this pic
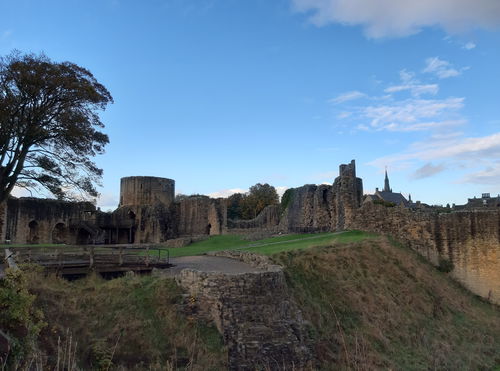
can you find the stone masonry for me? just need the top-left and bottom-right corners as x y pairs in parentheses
(176, 251), (312, 370)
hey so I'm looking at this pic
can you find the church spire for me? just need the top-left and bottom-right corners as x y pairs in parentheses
(384, 167), (392, 192)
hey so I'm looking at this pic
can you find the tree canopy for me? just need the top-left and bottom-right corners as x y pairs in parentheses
(227, 183), (279, 220)
(0, 51), (113, 204)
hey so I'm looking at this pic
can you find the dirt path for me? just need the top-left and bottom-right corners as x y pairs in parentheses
(165, 255), (265, 276)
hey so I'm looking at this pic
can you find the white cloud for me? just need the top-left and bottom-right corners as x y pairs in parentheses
(423, 57), (466, 79)
(330, 64), (466, 132)
(384, 70), (439, 96)
(292, 0), (500, 38)
(384, 83), (439, 96)
(97, 192), (119, 210)
(461, 164), (500, 184)
(208, 188), (247, 198)
(362, 97), (465, 132)
(369, 132), (500, 183)
(209, 186), (288, 199)
(275, 186), (288, 198)
(337, 111), (352, 119)
(329, 90), (365, 104)
(463, 41), (476, 50)
(11, 187), (33, 198)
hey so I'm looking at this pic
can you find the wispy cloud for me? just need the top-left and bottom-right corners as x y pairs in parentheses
(423, 57), (467, 79)
(369, 132), (500, 183)
(461, 164), (500, 184)
(335, 59), (467, 133)
(1, 30), (12, 40)
(292, 0), (500, 39)
(384, 69), (439, 96)
(463, 41), (476, 50)
(412, 163), (446, 179)
(329, 90), (365, 104)
(361, 98), (465, 132)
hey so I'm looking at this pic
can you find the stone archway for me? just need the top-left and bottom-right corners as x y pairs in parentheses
(52, 223), (68, 244)
(28, 220), (39, 244)
(76, 228), (92, 245)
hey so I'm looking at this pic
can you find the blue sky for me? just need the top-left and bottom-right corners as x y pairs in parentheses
(1, 0), (500, 209)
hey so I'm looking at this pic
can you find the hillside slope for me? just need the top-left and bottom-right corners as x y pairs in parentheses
(274, 237), (500, 370)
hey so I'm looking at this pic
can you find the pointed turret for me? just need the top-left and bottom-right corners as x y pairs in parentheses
(383, 168), (392, 192)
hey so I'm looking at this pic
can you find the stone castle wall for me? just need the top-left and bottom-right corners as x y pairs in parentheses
(348, 202), (500, 264)
(176, 251), (312, 370)
(227, 204), (281, 231)
(177, 196), (227, 237)
(119, 176), (175, 207)
(3, 198), (96, 244)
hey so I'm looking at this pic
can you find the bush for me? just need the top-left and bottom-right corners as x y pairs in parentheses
(373, 199), (396, 207)
(0, 266), (45, 367)
(437, 258), (454, 273)
(280, 188), (294, 211)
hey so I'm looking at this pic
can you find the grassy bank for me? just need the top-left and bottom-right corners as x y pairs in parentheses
(20, 271), (226, 370)
(165, 230), (376, 257)
(274, 237), (500, 370)
(3, 233), (499, 370)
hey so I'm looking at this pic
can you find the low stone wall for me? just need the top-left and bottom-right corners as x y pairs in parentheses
(207, 250), (282, 271)
(176, 252), (312, 370)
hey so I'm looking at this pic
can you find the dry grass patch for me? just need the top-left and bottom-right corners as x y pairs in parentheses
(274, 237), (500, 370)
(24, 271), (226, 370)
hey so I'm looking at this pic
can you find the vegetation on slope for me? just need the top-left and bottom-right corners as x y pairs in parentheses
(274, 237), (500, 370)
(12, 270), (226, 370)
(3, 233), (499, 370)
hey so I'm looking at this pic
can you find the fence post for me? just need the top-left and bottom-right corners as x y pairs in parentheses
(119, 246), (123, 266)
(89, 247), (94, 269)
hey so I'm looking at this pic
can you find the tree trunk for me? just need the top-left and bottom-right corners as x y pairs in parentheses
(0, 201), (6, 243)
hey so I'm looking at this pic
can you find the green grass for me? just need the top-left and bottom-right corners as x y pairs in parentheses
(159, 230), (376, 258)
(246, 230), (376, 255)
(2, 231), (376, 259)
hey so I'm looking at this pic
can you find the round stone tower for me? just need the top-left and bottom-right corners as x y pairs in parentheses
(119, 176), (175, 207)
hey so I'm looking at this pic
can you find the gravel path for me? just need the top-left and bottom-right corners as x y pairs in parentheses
(165, 255), (265, 276)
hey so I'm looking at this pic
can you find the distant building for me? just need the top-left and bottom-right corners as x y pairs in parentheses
(464, 193), (500, 209)
(364, 169), (410, 207)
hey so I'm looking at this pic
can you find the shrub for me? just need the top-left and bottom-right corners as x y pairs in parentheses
(0, 266), (45, 367)
(437, 258), (454, 273)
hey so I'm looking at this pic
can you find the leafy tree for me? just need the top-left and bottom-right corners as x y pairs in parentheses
(227, 192), (244, 220)
(0, 51), (113, 204)
(241, 183), (279, 219)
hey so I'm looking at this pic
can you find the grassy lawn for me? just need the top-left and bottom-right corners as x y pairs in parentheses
(1, 231), (377, 259)
(162, 230), (376, 258)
